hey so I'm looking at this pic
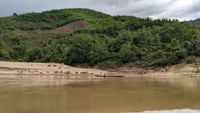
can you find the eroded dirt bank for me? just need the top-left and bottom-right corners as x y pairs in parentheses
(108, 64), (200, 78)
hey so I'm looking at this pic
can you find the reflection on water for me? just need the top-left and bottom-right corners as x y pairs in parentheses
(139, 109), (200, 113)
(0, 76), (200, 113)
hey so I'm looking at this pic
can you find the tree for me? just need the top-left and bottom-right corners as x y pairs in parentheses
(89, 39), (109, 65)
(119, 43), (137, 63)
(0, 49), (9, 60)
(27, 48), (43, 62)
(13, 13), (18, 16)
(65, 34), (94, 64)
(10, 46), (27, 60)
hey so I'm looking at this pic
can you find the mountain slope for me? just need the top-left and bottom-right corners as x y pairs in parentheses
(1, 8), (200, 68)
(0, 8), (109, 31)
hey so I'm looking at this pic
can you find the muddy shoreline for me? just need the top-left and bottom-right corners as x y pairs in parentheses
(1, 61), (200, 84)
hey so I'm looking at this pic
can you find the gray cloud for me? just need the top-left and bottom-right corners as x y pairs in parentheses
(0, 0), (200, 20)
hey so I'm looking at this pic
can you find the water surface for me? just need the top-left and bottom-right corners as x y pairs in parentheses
(0, 76), (200, 113)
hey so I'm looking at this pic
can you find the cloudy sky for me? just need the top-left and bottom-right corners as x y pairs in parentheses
(0, 0), (200, 20)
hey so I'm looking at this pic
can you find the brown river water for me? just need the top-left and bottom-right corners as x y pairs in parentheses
(0, 75), (200, 113)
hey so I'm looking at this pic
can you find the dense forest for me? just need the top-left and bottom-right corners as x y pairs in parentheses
(1, 8), (200, 68)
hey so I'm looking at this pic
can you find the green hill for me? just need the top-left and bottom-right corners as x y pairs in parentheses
(1, 8), (200, 68)
(0, 8), (109, 30)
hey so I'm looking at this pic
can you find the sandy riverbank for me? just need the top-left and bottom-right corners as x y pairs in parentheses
(108, 64), (200, 79)
(0, 61), (110, 86)
(1, 61), (200, 80)
(0, 61), (108, 78)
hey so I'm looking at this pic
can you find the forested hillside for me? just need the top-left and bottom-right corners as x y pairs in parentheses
(1, 8), (200, 68)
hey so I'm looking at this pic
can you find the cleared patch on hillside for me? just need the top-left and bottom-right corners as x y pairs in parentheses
(50, 21), (89, 34)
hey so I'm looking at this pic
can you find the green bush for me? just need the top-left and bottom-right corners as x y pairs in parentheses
(98, 60), (122, 69)
(185, 56), (197, 64)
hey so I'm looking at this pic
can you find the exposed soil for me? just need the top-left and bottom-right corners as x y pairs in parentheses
(50, 21), (89, 34)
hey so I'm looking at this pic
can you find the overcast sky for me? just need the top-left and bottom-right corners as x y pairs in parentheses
(0, 0), (200, 20)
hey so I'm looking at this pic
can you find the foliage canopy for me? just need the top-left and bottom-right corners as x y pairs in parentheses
(1, 8), (200, 68)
